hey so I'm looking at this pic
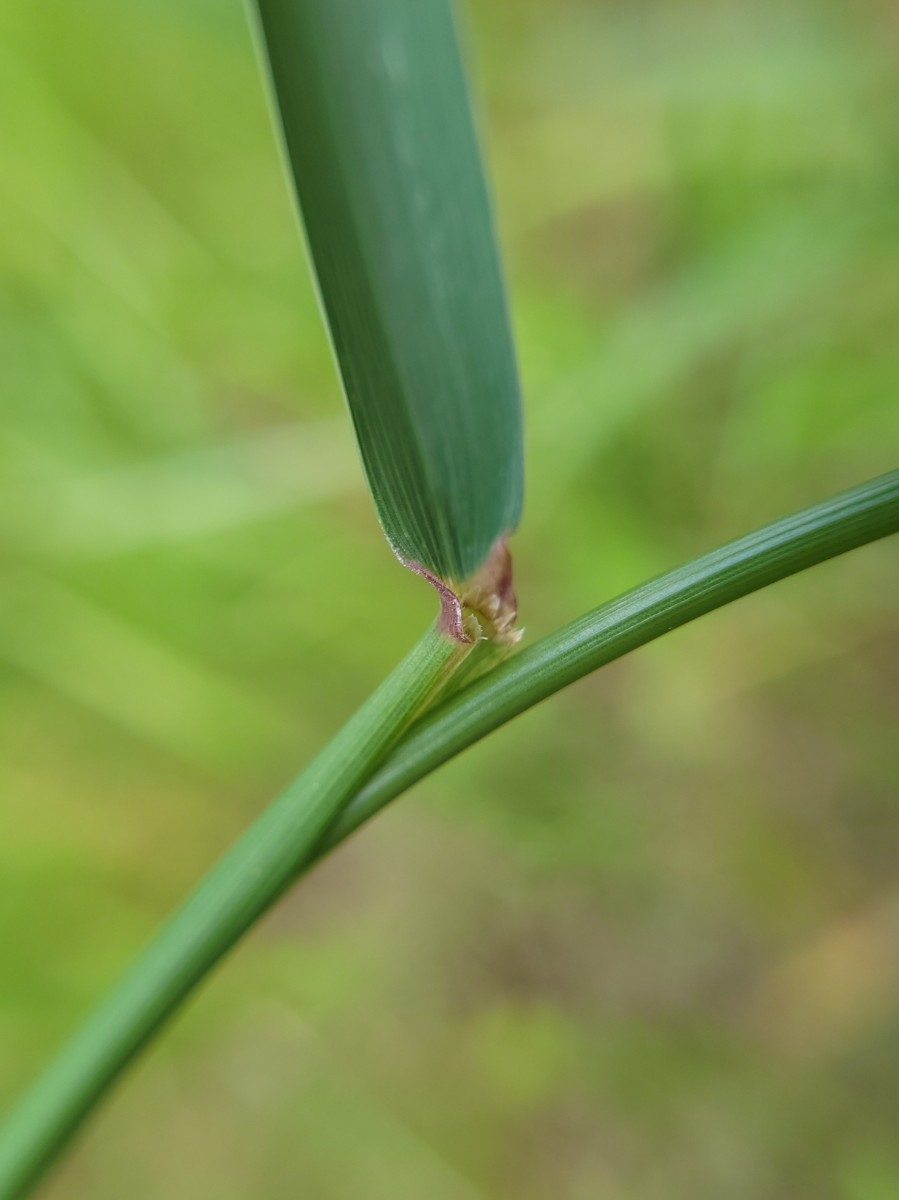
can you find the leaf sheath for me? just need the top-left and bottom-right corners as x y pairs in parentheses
(0, 626), (465, 1200)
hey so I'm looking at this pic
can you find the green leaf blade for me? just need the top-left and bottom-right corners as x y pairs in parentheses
(253, 0), (524, 583)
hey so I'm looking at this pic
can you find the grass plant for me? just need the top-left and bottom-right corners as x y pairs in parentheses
(0, 0), (896, 1196)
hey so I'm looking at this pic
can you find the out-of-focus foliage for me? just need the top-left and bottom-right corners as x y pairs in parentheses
(0, 0), (897, 1197)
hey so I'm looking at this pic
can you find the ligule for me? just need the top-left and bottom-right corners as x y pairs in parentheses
(399, 537), (521, 646)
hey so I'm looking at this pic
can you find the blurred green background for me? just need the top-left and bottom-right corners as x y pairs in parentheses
(2, 0), (899, 1196)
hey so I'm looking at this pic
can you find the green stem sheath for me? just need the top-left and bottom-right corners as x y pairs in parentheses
(0, 626), (466, 1200)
